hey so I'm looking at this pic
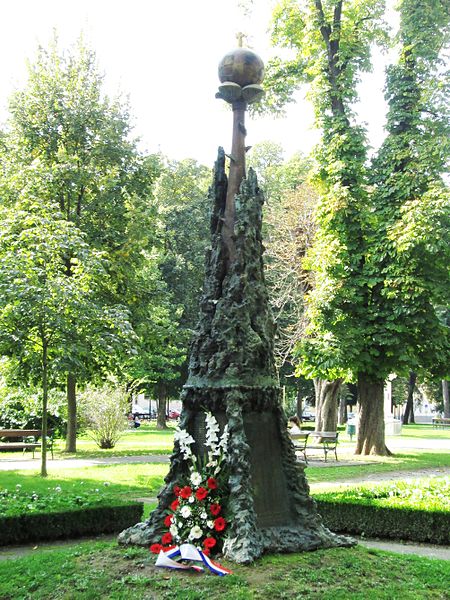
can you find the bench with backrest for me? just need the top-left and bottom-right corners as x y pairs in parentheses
(432, 418), (450, 429)
(290, 430), (339, 464)
(0, 429), (54, 459)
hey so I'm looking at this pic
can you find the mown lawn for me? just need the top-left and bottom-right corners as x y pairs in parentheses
(0, 540), (448, 599)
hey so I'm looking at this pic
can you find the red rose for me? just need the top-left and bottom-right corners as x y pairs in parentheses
(173, 485), (181, 497)
(180, 485), (192, 499)
(150, 543), (162, 554)
(161, 532), (173, 545)
(164, 514), (173, 527)
(207, 477), (218, 490)
(203, 537), (217, 549)
(203, 548), (210, 557)
(170, 499), (180, 511)
(214, 517), (226, 532)
(210, 503), (221, 516)
(195, 487), (208, 501)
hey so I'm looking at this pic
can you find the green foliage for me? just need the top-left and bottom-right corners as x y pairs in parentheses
(78, 384), (129, 449)
(265, 1), (450, 388)
(315, 494), (449, 545)
(0, 500), (143, 545)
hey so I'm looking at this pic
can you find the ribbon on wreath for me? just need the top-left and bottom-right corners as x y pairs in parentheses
(155, 543), (232, 576)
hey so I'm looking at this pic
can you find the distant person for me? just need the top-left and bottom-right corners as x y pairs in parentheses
(288, 415), (302, 434)
(128, 413), (141, 428)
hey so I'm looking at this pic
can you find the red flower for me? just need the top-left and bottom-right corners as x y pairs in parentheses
(210, 503), (221, 516)
(195, 487), (208, 501)
(203, 537), (217, 549)
(161, 532), (173, 545)
(180, 485), (192, 499)
(150, 543), (162, 554)
(207, 477), (218, 490)
(164, 514), (173, 527)
(173, 485), (181, 497)
(214, 517), (226, 532)
(170, 499), (180, 511)
(203, 548), (211, 557)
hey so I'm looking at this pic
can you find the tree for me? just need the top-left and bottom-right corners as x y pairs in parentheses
(263, 0), (449, 454)
(1, 37), (160, 450)
(148, 158), (211, 428)
(0, 200), (133, 475)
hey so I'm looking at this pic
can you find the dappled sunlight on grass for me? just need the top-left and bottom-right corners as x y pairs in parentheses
(0, 463), (167, 499)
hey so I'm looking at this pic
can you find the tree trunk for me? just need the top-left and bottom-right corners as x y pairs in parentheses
(355, 374), (391, 456)
(296, 385), (303, 421)
(338, 394), (346, 426)
(156, 382), (168, 430)
(313, 378), (342, 431)
(65, 372), (77, 452)
(41, 342), (48, 477)
(443, 380), (450, 419)
(402, 371), (416, 425)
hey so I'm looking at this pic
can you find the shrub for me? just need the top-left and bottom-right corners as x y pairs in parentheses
(79, 384), (128, 449)
(313, 478), (450, 545)
(0, 503), (143, 545)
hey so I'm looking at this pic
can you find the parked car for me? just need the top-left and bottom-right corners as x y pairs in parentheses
(302, 411), (315, 422)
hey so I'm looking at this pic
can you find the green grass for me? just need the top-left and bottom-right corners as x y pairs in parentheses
(0, 540), (448, 599)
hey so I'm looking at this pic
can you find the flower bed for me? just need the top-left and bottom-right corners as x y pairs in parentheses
(313, 478), (450, 545)
(0, 484), (143, 545)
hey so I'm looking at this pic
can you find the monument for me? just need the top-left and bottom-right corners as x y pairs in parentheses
(119, 38), (353, 563)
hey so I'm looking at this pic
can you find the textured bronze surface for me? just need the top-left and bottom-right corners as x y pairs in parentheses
(218, 48), (264, 87)
(244, 411), (294, 528)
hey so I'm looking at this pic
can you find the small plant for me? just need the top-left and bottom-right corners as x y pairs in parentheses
(79, 384), (128, 449)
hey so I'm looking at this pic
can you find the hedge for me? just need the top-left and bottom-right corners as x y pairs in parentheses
(315, 499), (449, 545)
(0, 501), (143, 546)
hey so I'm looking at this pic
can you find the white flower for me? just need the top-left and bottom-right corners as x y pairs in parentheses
(173, 428), (195, 460)
(15, 484), (22, 490)
(170, 524), (179, 536)
(207, 520), (214, 529)
(180, 506), (192, 518)
(55, 486), (62, 493)
(205, 412), (220, 450)
(189, 525), (203, 540)
(201, 512), (208, 520)
(190, 471), (202, 487)
(218, 424), (229, 454)
(214, 466), (221, 475)
(206, 460), (218, 468)
(188, 496), (195, 503)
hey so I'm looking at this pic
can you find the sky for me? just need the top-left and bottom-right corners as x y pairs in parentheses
(1, 0), (391, 166)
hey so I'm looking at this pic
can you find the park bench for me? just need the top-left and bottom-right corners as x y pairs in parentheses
(432, 418), (450, 429)
(291, 431), (339, 464)
(0, 429), (54, 459)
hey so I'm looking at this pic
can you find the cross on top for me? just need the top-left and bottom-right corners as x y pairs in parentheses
(236, 32), (247, 48)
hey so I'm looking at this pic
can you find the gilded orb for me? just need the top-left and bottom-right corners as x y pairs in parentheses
(218, 47), (264, 88)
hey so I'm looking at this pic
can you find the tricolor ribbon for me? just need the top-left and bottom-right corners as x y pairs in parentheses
(155, 543), (232, 576)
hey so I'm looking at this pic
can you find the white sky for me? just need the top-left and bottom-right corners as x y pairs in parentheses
(1, 0), (390, 165)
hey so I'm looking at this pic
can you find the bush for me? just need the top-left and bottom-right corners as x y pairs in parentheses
(0, 382), (67, 436)
(314, 478), (450, 545)
(0, 502), (143, 545)
(79, 384), (129, 449)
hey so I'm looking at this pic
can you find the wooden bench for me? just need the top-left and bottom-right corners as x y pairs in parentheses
(0, 429), (54, 459)
(291, 431), (339, 464)
(432, 418), (450, 429)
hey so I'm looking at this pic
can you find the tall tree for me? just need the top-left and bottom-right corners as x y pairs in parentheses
(2, 38), (160, 450)
(145, 158), (211, 428)
(0, 199), (133, 476)
(262, 0), (449, 453)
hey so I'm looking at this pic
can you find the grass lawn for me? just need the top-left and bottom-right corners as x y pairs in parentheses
(0, 540), (448, 599)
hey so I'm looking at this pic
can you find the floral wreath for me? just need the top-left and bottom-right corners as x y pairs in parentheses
(150, 412), (229, 557)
